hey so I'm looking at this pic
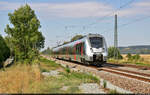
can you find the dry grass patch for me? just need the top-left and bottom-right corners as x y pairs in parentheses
(108, 54), (150, 67)
(0, 64), (43, 93)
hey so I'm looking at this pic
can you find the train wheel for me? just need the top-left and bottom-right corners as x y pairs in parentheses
(85, 61), (90, 66)
(97, 64), (101, 67)
(83, 60), (90, 65)
(103, 61), (106, 64)
(69, 58), (71, 61)
(82, 58), (86, 65)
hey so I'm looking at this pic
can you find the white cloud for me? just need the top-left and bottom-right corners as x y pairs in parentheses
(118, 0), (150, 17)
(29, 2), (113, 18)
(0, 1), (150, 18)
(0, 1), (113, 18)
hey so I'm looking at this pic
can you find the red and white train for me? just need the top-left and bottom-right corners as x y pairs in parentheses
(52, 34), (108, 66)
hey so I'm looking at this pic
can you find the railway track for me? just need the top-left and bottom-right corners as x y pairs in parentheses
(53, 57), (150, 83)
(98, 68), (150, 83)
(106, 63), (150, 70)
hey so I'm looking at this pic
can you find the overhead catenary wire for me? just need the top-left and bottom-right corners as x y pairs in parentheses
(62, 0), (135, 45)
(64, 0), (135, 44)
(102, 15), (150, 34)
(88, 0), (135, 25)
(56, 0), (136, 47)
(119, 15), (150, 28)
(65, 0), (135, 30)
(86, 0), (135, 26)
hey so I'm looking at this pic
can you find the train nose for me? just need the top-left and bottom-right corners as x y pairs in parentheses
(93, 53), (103, 62)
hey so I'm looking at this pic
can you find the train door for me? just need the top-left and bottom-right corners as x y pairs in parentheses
(74, 43), (80, 61)
(76, 44), (80, 61)
(81, 42), (85, 57)
(66, 47), (69, 59)
(81, 43), (83, 56)
(74, 42), (84, 61)
(74, 44), (76, 61)
(77, 43), (83, 61)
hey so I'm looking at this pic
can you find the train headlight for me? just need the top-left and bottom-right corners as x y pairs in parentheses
(90, 48), (93, 52)
(102, 48), (105, 52)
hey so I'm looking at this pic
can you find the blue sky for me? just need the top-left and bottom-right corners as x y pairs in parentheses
(0, 0), (150, 50)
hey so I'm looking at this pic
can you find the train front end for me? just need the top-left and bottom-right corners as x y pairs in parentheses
(86, 34), (108, 65)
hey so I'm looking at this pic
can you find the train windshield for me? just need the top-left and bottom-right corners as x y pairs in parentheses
(89, 37), (103, 48)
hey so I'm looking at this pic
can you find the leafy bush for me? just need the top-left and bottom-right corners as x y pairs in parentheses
(108, 47), (123, 59)
(65, 67), (71, 73)
(126, 53), (132, 60)
(0, 35), (10, 67)
(132, 54), (140, 60)
(126, 53), (141, 61)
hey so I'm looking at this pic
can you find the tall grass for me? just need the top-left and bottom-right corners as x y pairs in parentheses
(0, 64), (42, 93)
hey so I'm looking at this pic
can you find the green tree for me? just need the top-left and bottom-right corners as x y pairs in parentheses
(0, 35), (10, 67)
(71, 35), (83, 42)
(5, 4), (45, 63)
(108, 47), (123, 59)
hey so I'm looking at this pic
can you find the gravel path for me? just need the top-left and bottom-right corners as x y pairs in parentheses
(42, 70), (60, 77)
(79, 83), (105, 93)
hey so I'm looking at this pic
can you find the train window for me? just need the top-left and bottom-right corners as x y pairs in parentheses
(76, 44), (79, 54)
(89, 37), (103, 48)
(83, 42), (85, 55)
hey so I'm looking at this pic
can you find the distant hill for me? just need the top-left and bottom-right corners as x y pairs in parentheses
(119, 45), (150, 54)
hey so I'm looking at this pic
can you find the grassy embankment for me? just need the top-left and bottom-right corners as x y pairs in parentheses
(0, 57), (99, 93)
(108, 54), (150, 67)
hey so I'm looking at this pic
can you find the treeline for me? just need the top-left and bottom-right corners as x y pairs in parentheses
(0, 35), (10, 66)
(42, 47), (53, 55)
(119, 45), (150, 54)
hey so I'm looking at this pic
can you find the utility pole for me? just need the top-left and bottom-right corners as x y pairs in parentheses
(24, 0), (27, 4)
(114, 14), (118, 59)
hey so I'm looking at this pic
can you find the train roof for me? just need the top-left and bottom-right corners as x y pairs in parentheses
(52, 33), (104, 49)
